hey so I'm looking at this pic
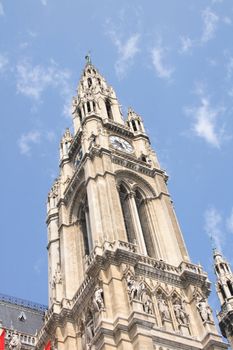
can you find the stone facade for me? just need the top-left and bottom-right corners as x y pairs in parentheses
(36, 61), (228, 350)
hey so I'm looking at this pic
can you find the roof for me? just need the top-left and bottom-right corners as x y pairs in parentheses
(0, 293), (47, 335)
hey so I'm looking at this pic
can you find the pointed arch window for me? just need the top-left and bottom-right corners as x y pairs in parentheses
(118, 184), (135, 244)
(105, 99), (113, 120)
(135, 189), (154, 257)
(79, 198), (92, 256)
(132, 119), (137, 131)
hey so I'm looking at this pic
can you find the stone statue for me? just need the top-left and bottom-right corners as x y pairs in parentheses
(86, 313), (95, 347)
(9, 332), (22, 350)
(126, 274), (140, 300)
(197, 298), (212, 322)
(157, 295), (171, 320)
(173, 300), (189, 325)
(142, 294), (153, 314)
(93, 287), (104, 311)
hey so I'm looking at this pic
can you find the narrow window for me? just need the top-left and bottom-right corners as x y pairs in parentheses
(87, 101), (91, 113)
(97, 78), (101, 85)
(93, 101), (96, 112)
(106, 99), (113, 120)
(135, 189), (153, 257)
(87, 77), (92, 88)
(119, 184), (135, 243)
(227, 280), (233, 296)
(219, 284), (227, 299)
(132, 120), (137, 131)
(80, 204), (90, 256)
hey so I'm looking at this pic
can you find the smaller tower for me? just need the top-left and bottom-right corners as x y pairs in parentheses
(214, 249), (233, 347)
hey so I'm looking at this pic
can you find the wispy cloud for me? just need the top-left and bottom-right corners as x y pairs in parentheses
(179, 7), (219, 54)
(185, 87), (227, 148)
(0, 54), (8, 73)
(226, 56), (233, 79)
(18, 129), (56, 156)
(151, 43), (174, 80)
(16, 59), (72, 116)
(40, 0), (48, 6)
(179, 36), (193, 54)
(0, 2), (4, 16)
(108, 31), (140, 79)
(201, 7), (219, 43)
(226, 208), (233, 234)
(18, 130), (41, 156)
(204, 207), (223, 251)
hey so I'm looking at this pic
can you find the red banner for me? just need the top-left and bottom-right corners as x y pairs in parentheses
(0, 329), (5, 350)
(44, 340), (51, 350)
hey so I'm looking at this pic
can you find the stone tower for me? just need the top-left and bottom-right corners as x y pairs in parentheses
(214, 249), (233, 348)
(36, 61), (228, 350)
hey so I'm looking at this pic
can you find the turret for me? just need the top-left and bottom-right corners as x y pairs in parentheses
(214, 249), (233, 347)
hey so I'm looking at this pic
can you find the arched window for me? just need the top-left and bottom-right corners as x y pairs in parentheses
(135, 189), (154, 257)
(132, 119), (137, 131)
(219, 283), (227, 299)
(227, 280), (233, 296)
(105, 99), (113, 120)
(79, 199), (92, 256)
(118, 184), (135, 244)
(87, 101), (91, 113)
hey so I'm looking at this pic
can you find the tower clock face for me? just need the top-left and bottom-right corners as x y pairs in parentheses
(109, 135), (134, 153)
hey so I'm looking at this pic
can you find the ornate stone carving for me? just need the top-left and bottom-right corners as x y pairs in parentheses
(53, 264), (62, 285)
(9, 332), (22, 350)
(173, 299), (189, 325)
(85, 309), (95, 348)
(157, 292), (171, 321)
(93, 286), (104, 311)
(197, 298), (212, 322)
(126, 274), (141, 300)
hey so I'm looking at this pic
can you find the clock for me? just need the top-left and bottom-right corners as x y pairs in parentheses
(109, 135), (134, 153)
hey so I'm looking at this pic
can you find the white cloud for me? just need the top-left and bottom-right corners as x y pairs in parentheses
(0, 2), (4, 16)
(151, 44), (174, 80)
(18, 130), (56, 156)
(201, 8), (219, 43)
(179, 36), (193, 54)
(0, 54), (8, 73)
(18, 131), (41, 156)
(108, 32), (140, 79)
(179, 7), (219, 53)
(204, 208), (223, 251)
(226, 208), (233, 234)
(40, 0), (48, 5)
(185, 93), (226, 148)
(226, 57), (233, 78)
(16, 59), (72, 116)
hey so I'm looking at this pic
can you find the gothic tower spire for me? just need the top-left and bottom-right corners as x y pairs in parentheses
(37, 60), (228, 350)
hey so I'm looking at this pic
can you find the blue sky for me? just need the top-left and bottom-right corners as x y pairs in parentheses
(0, 0), (233, 318)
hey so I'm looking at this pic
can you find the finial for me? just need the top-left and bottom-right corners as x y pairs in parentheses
(85, 51), (92, 65)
